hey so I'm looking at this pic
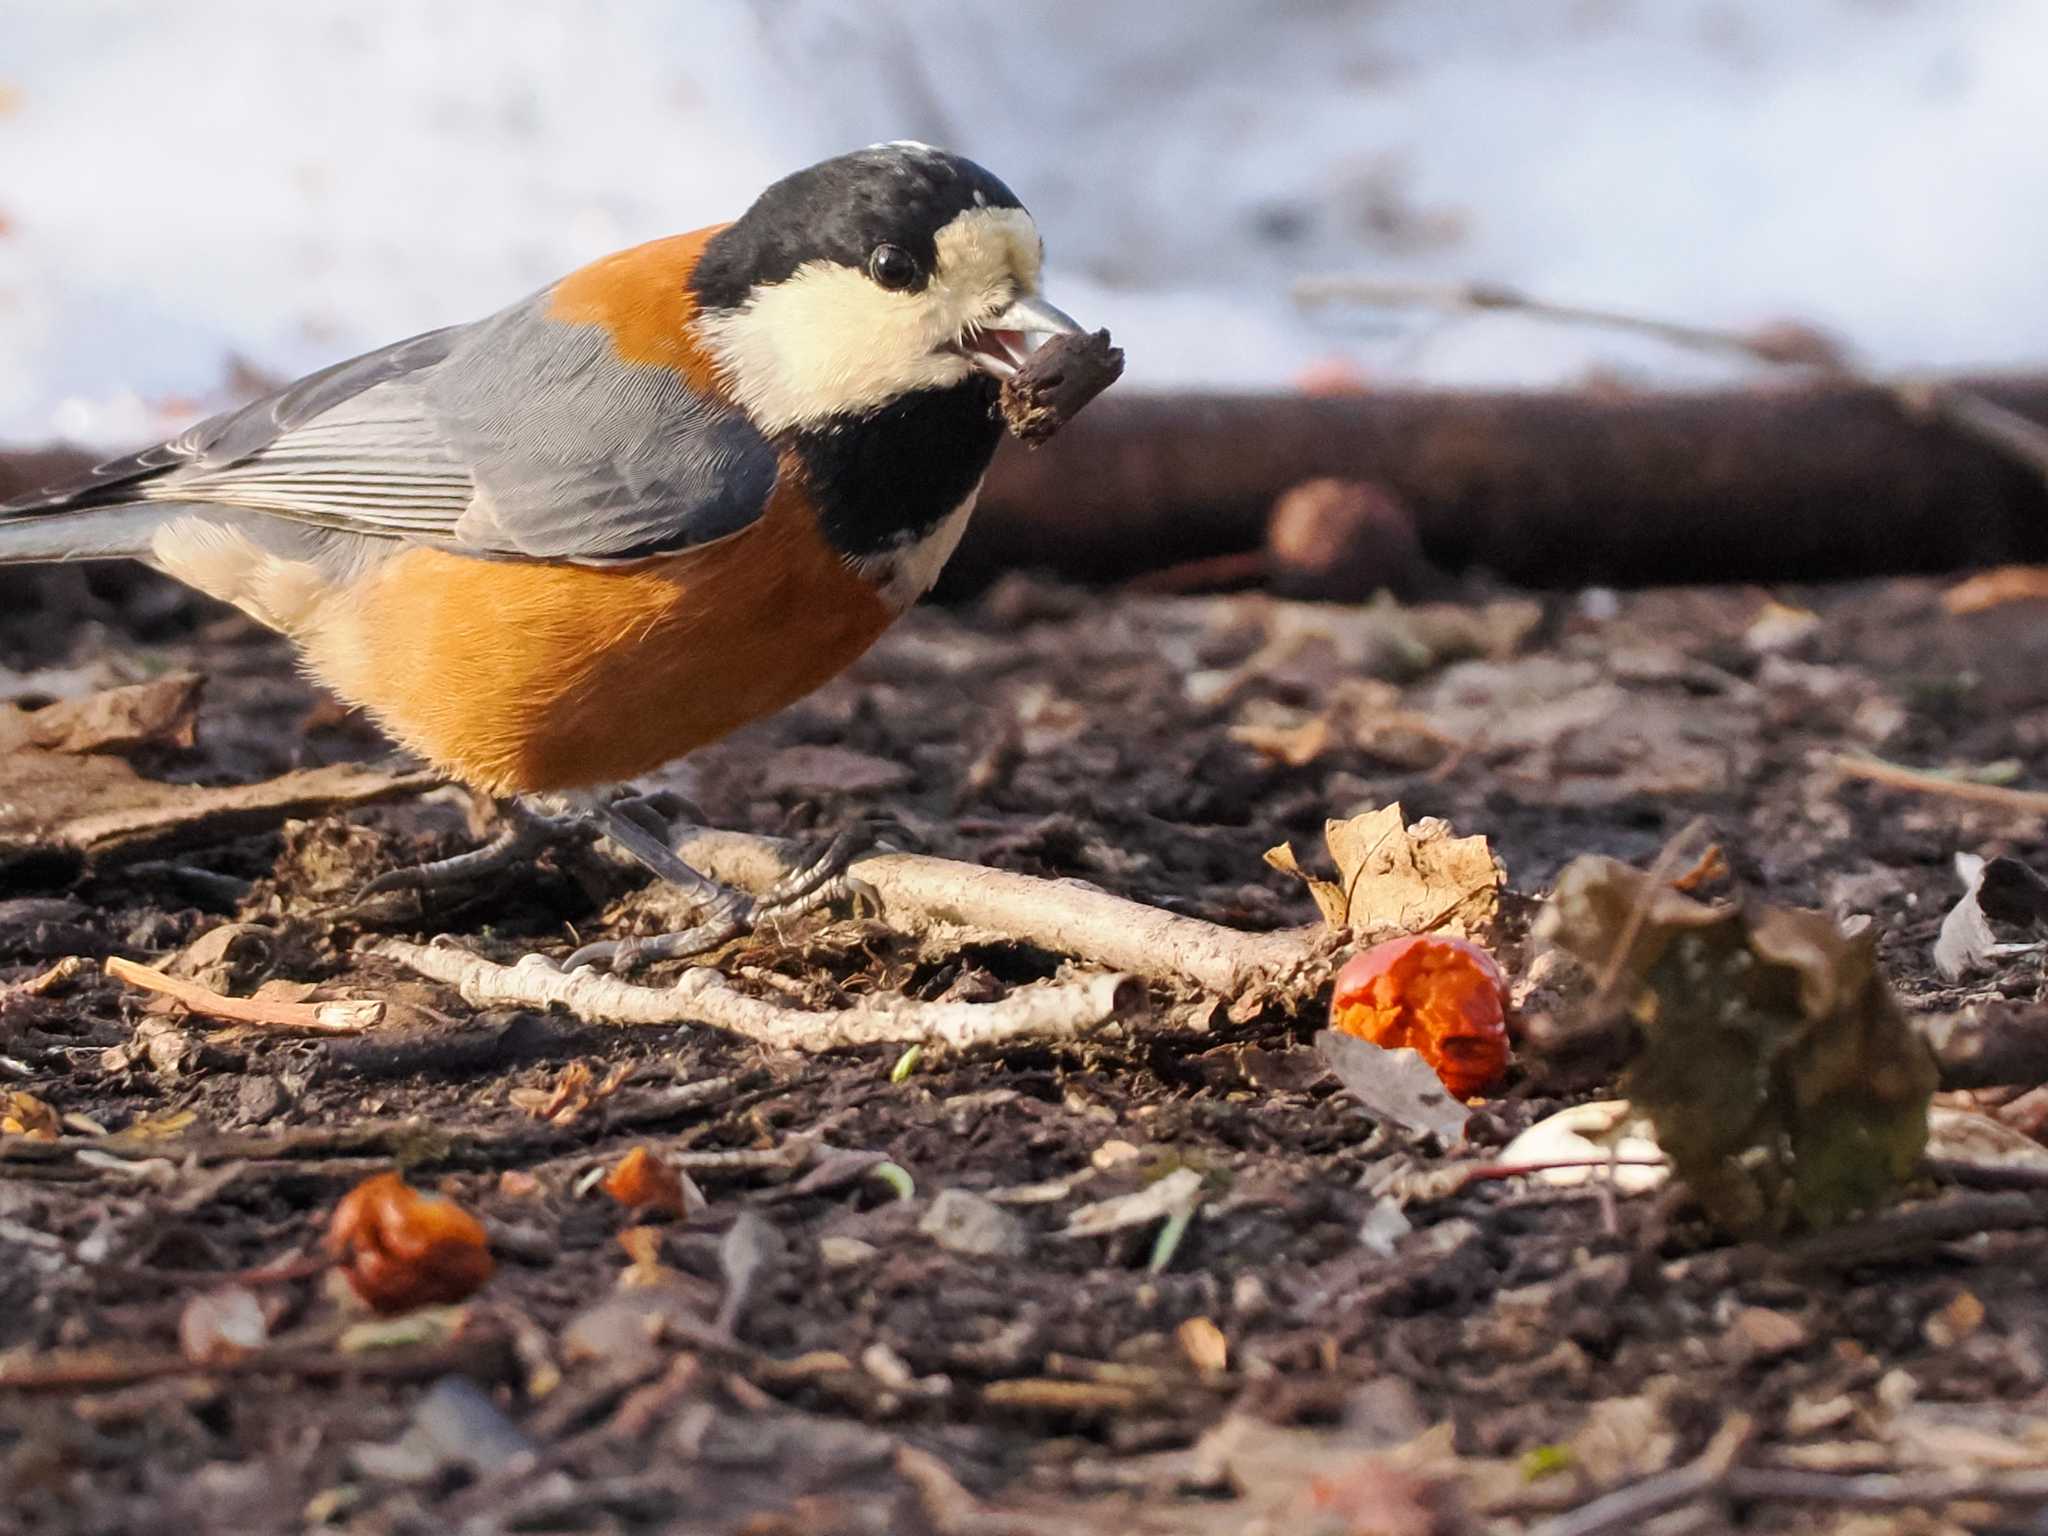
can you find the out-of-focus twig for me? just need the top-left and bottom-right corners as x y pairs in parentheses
(1295, 276), (2048, 485)
(1829, 753), (2048, 816)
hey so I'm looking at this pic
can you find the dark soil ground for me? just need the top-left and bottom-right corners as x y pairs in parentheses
(6, 548), (2048, 1535)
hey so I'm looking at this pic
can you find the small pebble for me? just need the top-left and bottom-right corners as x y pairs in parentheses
(234, 1075), (287, 1124)
(1727, 1306), (1809, 1361)
(819, 1236), (878, 1269)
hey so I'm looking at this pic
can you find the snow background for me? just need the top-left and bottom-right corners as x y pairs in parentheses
(1, 0), (2041, 447)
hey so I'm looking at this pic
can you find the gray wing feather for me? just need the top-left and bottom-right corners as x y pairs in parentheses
(2, 294), (775, 564)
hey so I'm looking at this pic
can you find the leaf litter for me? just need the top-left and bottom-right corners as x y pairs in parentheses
(9, 568), (2048, 1531)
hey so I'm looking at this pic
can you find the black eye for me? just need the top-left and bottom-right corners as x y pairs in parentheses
(867, 243), (918, 291)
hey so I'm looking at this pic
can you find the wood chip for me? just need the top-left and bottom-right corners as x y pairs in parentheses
(0, 673), (202, 756)
(0, 750), (440, 872)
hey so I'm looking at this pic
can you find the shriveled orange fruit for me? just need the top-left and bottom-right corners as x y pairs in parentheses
(325, 1171), (494, 1313)
(600, 1146), (690, 1216)
(1330, 934), (1510, 1098)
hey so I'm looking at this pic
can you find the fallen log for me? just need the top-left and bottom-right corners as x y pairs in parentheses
(954, 375), (2048, 592)
(10, 374), (2048, 599)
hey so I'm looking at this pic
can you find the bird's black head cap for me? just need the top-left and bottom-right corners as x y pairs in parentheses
(692, 143), (1025, 311)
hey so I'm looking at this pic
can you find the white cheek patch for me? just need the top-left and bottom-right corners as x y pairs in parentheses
(694, 265), (972, 434)
(695, 206), (1044, 435)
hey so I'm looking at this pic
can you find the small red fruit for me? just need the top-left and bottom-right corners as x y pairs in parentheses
(1330, 934), (1510, 1098)
(325, 1171), (494, 1313)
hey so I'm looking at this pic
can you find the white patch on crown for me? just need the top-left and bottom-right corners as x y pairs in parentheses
(852, 480), (983, 612)
(693, 206), (1044, 434)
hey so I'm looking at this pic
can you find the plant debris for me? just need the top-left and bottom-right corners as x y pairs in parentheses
(1266, 801), (1505, 940)
(1315, 1026), (1471, 1144)
(13, 562), (2048, 1531)
(0, 672), (202, 756)
(1539, 855), (1938, 1231)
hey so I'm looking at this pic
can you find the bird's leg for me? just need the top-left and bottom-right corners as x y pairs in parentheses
(357, 797), (591, 900)
(564, 811), (888, 976)
(358, 784), (877, 973)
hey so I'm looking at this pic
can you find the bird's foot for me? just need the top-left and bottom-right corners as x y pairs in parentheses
(356, 798), (593, 902)
(563, 816), (882, 976)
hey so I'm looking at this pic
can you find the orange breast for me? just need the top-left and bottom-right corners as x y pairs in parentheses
(304, 478), (895, 794)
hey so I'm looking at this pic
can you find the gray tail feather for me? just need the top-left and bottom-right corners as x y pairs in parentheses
(0, 504), (169, 564)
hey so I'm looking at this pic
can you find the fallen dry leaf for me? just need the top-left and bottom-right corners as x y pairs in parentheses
(1063, 1167), (1204, 1238)
(1539, 855), (1937, 1232)
(1669, 842), (1730, 894)
(507, 1060), (630, 1124)
(1936, 854), (2008, 981)
(1316, 1028), (1470, 1144)
(756, 743), (914, 797)
(0, 750), (440, 875)
(1267, 802), (1504, 940)
(1925, 1104), (2048, 1171)
(0, 673), (202, 757)
(325, 1172), (494, 1313)
(616, 1224), (672, 1289)
(2, 1090), (61, 1140)
(1230, 680), (1458, 771)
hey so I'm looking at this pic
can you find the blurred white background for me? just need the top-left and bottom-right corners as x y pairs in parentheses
(1, 0), (2042, 445)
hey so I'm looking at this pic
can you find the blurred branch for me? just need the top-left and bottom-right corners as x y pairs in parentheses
(1295, 277), (1831, 368)
(1295, 275), (2048, 486)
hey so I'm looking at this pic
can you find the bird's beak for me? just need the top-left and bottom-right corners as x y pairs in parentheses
(956, 294), (1085, 379)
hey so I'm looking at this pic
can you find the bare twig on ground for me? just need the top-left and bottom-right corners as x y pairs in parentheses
(667, 827), (1327, 1002)
(370, 938), (1144, 1050)
(1724, 1464), (2048, 1509)
(105, 955), (384, 1033)
(1828, 753), (2048, 816)
(1296, 276), (2048, 485)
(1777, 1190), (2048, 1268)
(0, 1079), (738, 1181)
(1926, 1157), (2048, 1191)
(1531, 1410), (2048, 1533)
(1529, 1414), (1753, 1536)
(0, 1317), (515, 1393)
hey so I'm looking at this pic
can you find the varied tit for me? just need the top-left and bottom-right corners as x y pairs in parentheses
(0, 142), (1101, 970)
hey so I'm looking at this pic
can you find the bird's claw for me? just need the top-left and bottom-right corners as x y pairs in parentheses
(564, 826), (883, 976)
